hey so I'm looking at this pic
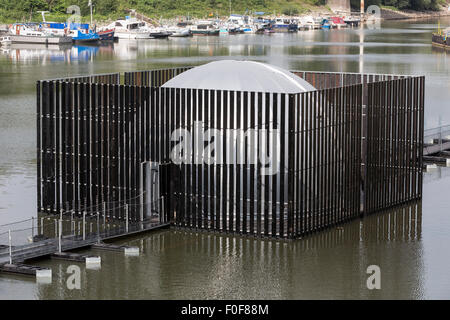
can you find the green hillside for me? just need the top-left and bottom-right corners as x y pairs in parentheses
(0, 0), (445, 23)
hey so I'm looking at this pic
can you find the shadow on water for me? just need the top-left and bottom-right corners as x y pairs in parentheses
(29, 201), (422, 300)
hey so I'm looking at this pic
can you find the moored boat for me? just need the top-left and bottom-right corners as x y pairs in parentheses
(70, 29), (99, 43)
(329, 17), (347, 29)
(168, 28), (191, 37)
(299, 16), (321, 30)
(8, 23), (72, 44)
(149, 29), (172, 39)
(343, 16), (361, 27)
(191, 21), (220, 36)
(103, 18), (152, 39)
(0, 36), (11, 46)
(272, 17), (298, 32)
(432, 27), (450, 49)
(98, 28), (115, 41)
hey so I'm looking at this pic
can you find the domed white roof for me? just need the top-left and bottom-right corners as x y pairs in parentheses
(162, 60), (316, 93)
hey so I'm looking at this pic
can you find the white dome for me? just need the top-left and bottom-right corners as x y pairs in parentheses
(162, 60), (316, 93)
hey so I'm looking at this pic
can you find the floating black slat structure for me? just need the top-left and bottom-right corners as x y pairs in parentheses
(37, 67), (425, 239)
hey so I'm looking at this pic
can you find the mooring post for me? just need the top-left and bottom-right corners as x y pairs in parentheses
(58, 219), (62, 253)
(71, 210), (74, 235)
(140, 162), (145, 223)
(161, 196), (165, 223)
(59, 208), (63, 239)
(103, 202), (106, 230)
(31, 217), (34, 239)
(82, 211), (86, 241)
(54, 219), (57, 238)
(8, 229), (12, 264)
(125, 204), (129, 233)
(97, 212), (100, 244)
(40, 217), (44, 235)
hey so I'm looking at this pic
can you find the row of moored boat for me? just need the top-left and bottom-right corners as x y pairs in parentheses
(0, 14), (362, 46)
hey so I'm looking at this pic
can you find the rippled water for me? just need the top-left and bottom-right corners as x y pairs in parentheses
(0, 18), (449, 299)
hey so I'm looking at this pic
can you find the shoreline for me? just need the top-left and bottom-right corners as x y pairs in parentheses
(1, 9), (449, 31)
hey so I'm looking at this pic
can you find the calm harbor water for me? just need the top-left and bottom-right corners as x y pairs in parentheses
(0, 18), (449, 299)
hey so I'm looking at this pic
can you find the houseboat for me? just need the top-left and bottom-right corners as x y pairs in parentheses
(8, 23), (72, 45)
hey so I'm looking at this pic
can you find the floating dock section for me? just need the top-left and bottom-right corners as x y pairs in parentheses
(0, 263), (51, 278)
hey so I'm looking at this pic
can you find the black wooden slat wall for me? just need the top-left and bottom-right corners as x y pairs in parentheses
(364, 77), (425, 213)
(37, 68), (424, 239)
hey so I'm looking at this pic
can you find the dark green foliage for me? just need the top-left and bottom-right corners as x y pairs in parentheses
(0, 0), (444, 22)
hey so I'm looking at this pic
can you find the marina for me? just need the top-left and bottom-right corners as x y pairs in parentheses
(0, 11), (365, 47)
(0, 16), (449, 299)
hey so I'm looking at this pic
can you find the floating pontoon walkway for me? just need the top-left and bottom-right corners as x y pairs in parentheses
(0, 220), (169, 265)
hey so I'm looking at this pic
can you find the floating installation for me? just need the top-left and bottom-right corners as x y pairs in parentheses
(36, 61), (425, 239)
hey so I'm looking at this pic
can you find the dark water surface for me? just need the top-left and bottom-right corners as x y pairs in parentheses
(0, 18), (449, 299)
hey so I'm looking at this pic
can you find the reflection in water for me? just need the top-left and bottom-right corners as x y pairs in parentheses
(424, 166), (450, 184)
(0, 44), (105, 64)
(28, 202), (422, 300)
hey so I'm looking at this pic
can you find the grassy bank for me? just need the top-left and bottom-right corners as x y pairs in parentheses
(0, 0), (329, 24)
(0, 0), (447, 24)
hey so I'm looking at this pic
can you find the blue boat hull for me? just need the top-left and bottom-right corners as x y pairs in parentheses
(72, 31), (100, 43)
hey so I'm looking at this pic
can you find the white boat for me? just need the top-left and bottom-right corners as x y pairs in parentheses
(0, 36), (12, 46)
(343, 16), (361, 27)
(103, 18), (151, 39)
(300, 16), (322, 30)
(9, 23), (46, 37)
(226, 15), (256, 34)
(8, 23), (72, 44)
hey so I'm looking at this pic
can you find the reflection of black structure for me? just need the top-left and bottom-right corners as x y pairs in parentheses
(36, 66), (425, 239)
(35, 200), (423, 299)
